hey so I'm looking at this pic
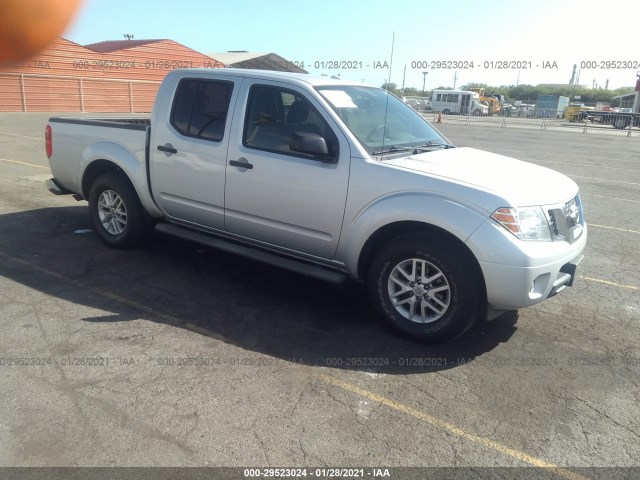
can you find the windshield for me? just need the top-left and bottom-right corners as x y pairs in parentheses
(316, 85), (449, 154)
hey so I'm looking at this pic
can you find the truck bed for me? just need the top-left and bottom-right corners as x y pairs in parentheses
(48, 116), (150, 197)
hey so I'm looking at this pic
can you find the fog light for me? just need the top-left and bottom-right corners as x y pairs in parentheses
(530, 273), (551, 299)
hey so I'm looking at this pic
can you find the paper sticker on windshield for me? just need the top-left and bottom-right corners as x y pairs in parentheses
(321, 90), (357, 109)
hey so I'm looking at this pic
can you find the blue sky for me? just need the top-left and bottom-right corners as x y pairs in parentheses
(65, 0), (640, 90)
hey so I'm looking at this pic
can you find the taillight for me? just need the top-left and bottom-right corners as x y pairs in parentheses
(45, 125), (52, 159)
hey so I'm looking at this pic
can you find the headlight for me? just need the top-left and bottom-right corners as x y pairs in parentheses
(491, 206), (552, 241)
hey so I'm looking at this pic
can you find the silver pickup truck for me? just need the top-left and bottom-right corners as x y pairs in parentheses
(45, 68), (586, 342)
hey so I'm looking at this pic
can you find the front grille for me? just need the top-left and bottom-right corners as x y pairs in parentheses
(547, 195), (584, 244)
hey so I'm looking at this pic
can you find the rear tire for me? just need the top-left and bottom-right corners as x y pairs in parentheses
(88, 171), (152, 248)
(367, 234), (482, 342)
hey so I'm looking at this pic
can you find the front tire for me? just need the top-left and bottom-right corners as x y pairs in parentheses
(367, 234), (482, 342)
(88, 171), (152, 248)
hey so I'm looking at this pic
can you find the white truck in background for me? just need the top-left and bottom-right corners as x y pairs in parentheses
(45, 69), (586, 342)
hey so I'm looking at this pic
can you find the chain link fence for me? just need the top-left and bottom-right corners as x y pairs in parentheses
(424, 109), (639, 137)
(404, 95), (639, 136)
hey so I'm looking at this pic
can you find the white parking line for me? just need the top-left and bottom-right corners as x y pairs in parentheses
(0, 158), (49, 169)
(539, 160), (640, 173)
(570, 175), (640, 186)
(582, 193), (640, 204)
(545, 152), (640, 164)
(0, 131), (44, 141)
(587, 223), (640, 234)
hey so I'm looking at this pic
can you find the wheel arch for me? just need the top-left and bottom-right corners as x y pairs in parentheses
(80, 141), (161, 217)
(357, 221), (485, 293)
(81, 159), (126, 199)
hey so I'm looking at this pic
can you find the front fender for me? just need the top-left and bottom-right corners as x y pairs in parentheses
(81, 141), (161, 217)
(337, 191), (489, 278)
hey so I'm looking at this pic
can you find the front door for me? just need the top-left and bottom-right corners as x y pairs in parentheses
(224, 80), (351, 259)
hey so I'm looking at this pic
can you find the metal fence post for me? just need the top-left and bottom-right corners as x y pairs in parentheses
(79, 78), (84, 112)
(19, 74), (26, 112)
(128, 81), (133, 113)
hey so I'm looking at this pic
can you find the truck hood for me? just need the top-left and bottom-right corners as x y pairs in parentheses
(383, 147), (578, 206)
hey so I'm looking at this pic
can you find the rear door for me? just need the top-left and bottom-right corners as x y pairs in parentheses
(150, 74), (241, 229)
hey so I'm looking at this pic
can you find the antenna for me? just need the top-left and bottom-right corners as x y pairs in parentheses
(380, 32), (395, 156)
(401, 64), (406, 97)
(386, 32), (395, 91)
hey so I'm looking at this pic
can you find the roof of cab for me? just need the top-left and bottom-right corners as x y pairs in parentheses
(169, 68), (373, 88)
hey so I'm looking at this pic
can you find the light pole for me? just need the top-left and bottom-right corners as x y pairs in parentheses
(422, 71), (428, 96)
(401, 65), (406, 97)
(633, 71), (640, 114)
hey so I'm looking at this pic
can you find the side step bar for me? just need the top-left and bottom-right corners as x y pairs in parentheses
(155, 223), (347, 285)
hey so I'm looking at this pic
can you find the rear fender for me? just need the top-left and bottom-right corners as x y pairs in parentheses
(81, 141), (161, 217)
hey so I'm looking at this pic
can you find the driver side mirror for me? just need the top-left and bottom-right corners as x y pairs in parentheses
(289, 132), (336, 163)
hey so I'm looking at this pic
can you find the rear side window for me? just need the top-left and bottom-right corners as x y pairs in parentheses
(171, 79), (233, 142)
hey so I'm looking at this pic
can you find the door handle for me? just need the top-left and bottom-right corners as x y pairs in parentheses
(229, 159), (253, 169)
(157, 144), (177, 154)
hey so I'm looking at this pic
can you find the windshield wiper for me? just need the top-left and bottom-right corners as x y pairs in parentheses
(372, 142), (454, 157)
(411, 141), (455, 153)
(371, 145), (413, 156)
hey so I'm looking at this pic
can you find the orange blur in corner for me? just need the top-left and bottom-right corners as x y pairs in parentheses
(0, 0), (82, 63)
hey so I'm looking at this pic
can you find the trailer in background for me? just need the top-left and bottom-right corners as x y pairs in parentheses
(582, 87), (640, 129)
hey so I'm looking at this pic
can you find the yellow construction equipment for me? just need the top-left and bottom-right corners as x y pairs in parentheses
(469, 88), (501, 115)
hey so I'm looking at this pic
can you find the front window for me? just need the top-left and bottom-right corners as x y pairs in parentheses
(243, 84), (338, 161)
(317, 85), (447, 154)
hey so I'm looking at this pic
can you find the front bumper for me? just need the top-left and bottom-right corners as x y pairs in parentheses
(479, 252), (584, 311)
(467, 218), (587, 313)
(549, 258), (581, 297)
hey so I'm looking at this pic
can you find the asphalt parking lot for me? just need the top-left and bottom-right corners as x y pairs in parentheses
(1, 113), (639, 478)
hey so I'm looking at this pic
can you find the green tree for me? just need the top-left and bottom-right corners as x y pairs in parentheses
(385, 80), (635, 105)
(460, 82), (488, 91)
